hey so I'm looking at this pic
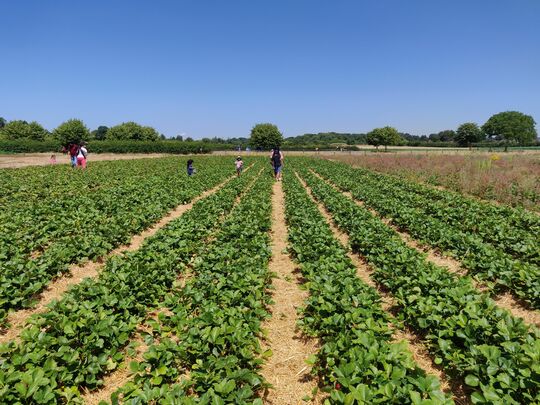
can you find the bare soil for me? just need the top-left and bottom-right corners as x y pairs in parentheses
(0, 153), (170, 169)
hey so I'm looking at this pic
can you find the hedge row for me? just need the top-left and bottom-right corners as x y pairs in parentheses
(0, 140), (225, 154)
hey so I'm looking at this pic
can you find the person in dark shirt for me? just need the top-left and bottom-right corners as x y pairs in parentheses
(68, 143), (79, 168)
(187, 159), (194, 176)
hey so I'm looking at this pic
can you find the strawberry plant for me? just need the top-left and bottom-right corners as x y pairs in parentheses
(0, 157), (236, 325)
(310, 159), (540, 309)
(116, 171), (274, 403)
(281, 171), (452, 404)
(296, 163), (540, 404)
(0, 163), (260, 403)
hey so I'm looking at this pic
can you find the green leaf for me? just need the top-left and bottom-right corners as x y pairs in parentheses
(465, 375), (480, 387)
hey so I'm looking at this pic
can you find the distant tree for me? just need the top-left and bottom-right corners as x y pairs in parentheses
(455, 123), (483, 147)
(185, 137), (194, 142)
(53, 119), (90, 145)
(438, 130), (456, 142)
(174, 135), (184, 141)
(91, 126), (109, 140)
(482, 111), (537, 151)
(249, 123), (283, 149)
(0, 117), (6, 129)
(107, 122), (160, 141)
(159, 134), (166, 140)
(366, 126), (402, 151)
(366, 129), (383, 150)
(1, 120), (48, 141)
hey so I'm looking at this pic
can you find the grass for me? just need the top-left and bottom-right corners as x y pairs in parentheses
(332, 152), (540, 212)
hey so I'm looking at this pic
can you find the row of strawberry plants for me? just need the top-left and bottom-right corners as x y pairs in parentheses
(0, 158), (234, 325)
(0, 165), (260, 404)
(283, 172), (452, 404)
(283, 175), (452, 404)
(310, 159), (540, 309)
(296, 166), (540, 404)
(0, 157), (233, 263)
(314, 158), (539, 265)
(113, 171), (274, 403)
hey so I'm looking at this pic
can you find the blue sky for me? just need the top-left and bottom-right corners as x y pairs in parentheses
(1, 0), (539, 138)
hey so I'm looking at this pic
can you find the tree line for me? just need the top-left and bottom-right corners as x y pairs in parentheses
(246, 111), (537, 151)
(0, 119), (162, 144)
(1, 110), (537, 151)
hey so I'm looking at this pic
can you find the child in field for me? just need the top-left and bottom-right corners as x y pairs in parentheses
(235, 156), (243, 177)
(49, 154), (57, 164)
(76, 143), (88, 168)
(187, 159), (194, 176)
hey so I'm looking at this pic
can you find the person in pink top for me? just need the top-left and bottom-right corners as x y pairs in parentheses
(235, 156), (244, 177)
(76, 143), (88, 169)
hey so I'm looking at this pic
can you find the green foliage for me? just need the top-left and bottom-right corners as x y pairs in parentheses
(0, 140), (218, 154)
(436, 129), (456, 142)
(283, 171), (451, 404)
(0, 120), (49, 141)
(0, 158), (242, 402)
(86, 140), (212, 154)
(249, 123), (283, 149)
(310, 159), (540, 307)
(106, 121), (160, 141)
(52, 119), (90, 145)
(91, 125), (109, 140)
(482, 111), (537, 147)
(295, 158), (540, 403)
(118, 168), (274, 402)
(0, 117), (6, 129)
(284, 132), (367, 146)
(0, 157), (233, 326)
(455, 122), (484, 147)
(366, 126), (403, 151)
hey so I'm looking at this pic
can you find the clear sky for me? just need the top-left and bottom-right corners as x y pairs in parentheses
(1, 0), (539, 138)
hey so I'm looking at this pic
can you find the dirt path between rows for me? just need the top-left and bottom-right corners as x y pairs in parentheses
(260, 181), (320, 405)
(0, 174), (237, 345)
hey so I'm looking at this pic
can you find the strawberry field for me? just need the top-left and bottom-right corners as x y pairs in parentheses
(0, 156), (538, 404)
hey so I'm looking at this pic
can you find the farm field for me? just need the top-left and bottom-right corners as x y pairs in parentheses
(0, 156), (538, 404)
(331, 152), (540, 212)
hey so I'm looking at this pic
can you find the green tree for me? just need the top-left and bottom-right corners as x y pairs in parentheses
(53, 119), (90, 145)
(455, 122), (483, 147)
(366, 126), (402, 151)
(249, 123), (283, 149)
(107, 122), (160, 141)
(0, 117), (6, 129)
(438, 130), (456, 142)
(91, 126), (109, 140)
(1, 120), (48, 141)
(482, 111), (537, 151)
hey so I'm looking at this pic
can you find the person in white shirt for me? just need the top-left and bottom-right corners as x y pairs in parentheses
(76, 143), (88, 169)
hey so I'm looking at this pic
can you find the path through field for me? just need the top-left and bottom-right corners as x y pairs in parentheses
(260, 180), (320, 404)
